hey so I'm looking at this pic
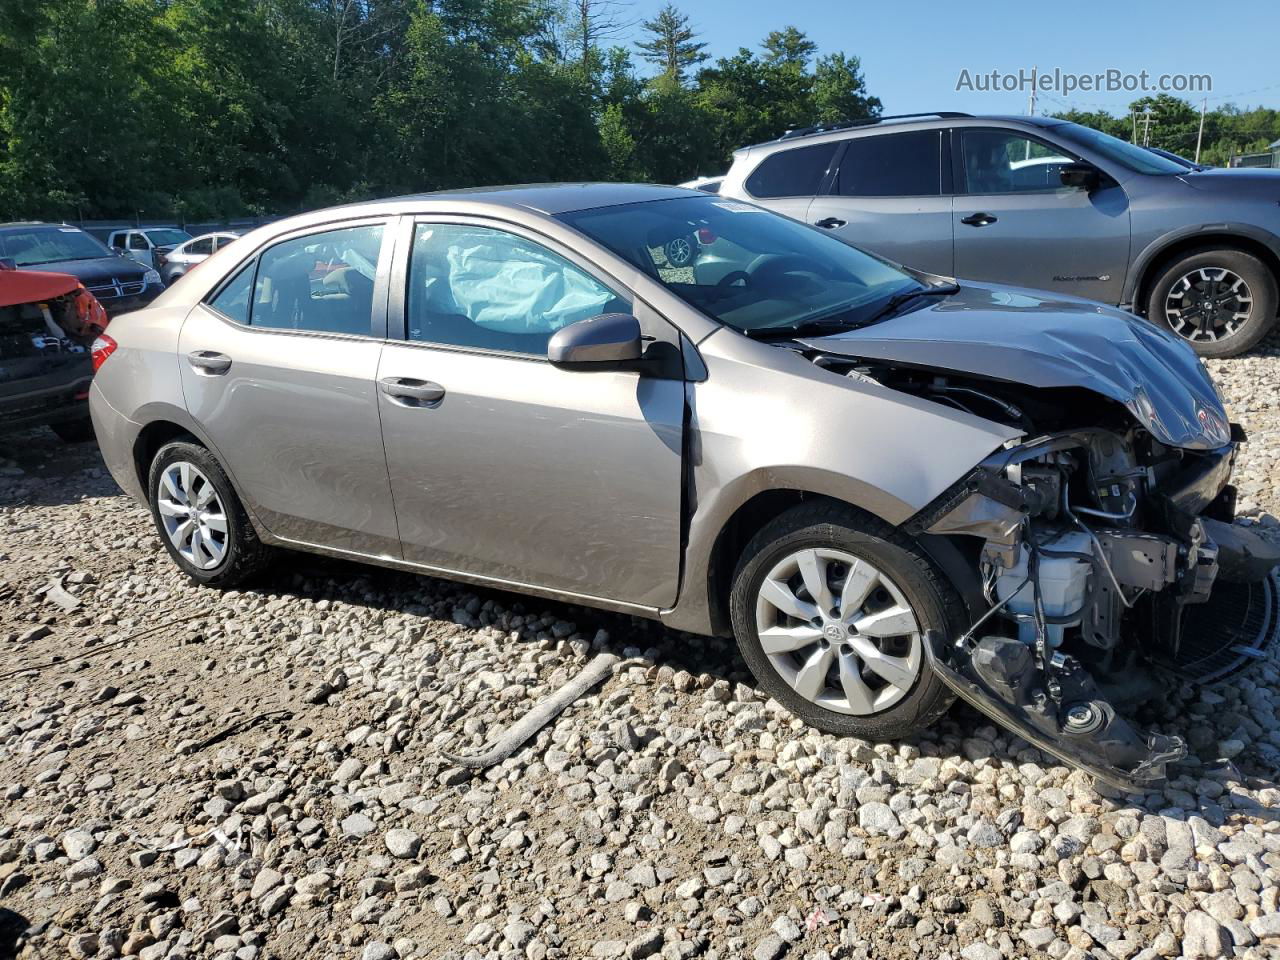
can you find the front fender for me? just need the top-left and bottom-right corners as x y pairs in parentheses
(1125, 221), (1280, 306)
(661, 331), (1021, 635)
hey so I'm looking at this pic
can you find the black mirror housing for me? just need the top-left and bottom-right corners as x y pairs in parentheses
(548, 313), (644, 369)
(1059, 161), (1101, 191)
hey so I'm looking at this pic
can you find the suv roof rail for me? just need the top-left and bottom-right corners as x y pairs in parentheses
(776, 111), (972, 141)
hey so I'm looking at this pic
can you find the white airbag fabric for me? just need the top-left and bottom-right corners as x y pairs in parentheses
(444, 231), (612, 333)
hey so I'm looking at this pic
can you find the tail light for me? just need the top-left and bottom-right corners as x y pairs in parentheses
(697, 228), (717, 244)
(91, 333), (118, 372)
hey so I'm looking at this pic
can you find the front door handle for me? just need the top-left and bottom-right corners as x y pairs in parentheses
(379, 376), (445, 407)
(187, 351), (232, 375)
(814, 217), (847, 229)
(960, 212), (998, 227)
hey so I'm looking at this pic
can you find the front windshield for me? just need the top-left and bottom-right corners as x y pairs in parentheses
(0, 226), (111, 266)
(1057, 123), (1188, 175)
(559, 195), (920, 334)
(146, 228), (192, 247)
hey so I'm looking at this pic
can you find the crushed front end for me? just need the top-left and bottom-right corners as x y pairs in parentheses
(799, 317), (1280, 791)
(911, 417), (1280, 791)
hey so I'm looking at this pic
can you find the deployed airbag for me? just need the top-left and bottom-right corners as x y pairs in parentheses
(444, 231), (613, 334)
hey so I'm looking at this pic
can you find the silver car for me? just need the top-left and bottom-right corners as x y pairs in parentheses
(719, 112), (1280, 357)
(90, 185), (1279, 791)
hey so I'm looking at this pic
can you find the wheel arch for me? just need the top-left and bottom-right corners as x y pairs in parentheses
(130, 410), (266, 536)
(1129, 227), (1280, 316)
(666, 480), (981, 638)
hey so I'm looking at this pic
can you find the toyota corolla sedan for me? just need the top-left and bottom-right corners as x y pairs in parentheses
(90, 184), (1279, 791)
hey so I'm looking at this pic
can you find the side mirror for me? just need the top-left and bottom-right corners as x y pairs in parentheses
(1059, 161), (1101, 191)
(548, 313), (643, 368)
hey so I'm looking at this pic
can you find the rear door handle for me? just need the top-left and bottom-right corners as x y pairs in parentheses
(814, 217), (847, 229)
(187, 351), (232, 375)
(960, 212), (998, 227)
(379, 376), (445, 407)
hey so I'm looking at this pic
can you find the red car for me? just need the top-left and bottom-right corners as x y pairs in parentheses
(0, 261), (111, 442)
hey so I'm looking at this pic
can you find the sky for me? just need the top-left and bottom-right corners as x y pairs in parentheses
(620, 0), (1280, 117)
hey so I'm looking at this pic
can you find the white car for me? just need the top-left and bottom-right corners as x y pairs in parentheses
(157, 232), (239, 285)
(106, 227), (193, 270)
(677, 175), (725, 194)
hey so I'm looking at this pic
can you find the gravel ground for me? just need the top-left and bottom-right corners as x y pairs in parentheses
(2, 341), (1280, 960)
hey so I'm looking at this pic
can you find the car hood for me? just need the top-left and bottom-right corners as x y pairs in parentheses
(1179, 167), (1280, 195)
(797, 281), (1230, 450)
(20, 256), (148, 285)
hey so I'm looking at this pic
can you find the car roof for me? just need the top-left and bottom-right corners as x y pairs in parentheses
(736, 113), (1069, 154)
(337, 182), (695, 217)
(0, 221), (76, 230)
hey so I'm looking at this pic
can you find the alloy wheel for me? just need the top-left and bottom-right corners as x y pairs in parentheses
(156, 461), (228, 570)
(753, 547), (922, 715)
(1164, 267), (1253, 343)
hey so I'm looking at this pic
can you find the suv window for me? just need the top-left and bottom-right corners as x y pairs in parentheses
(407, 223), (625, 355)
(128, 233), (150, 251)
(745, 143), (837, 199)
(249, 223), (383, 335)
(835, 130), (942, 197)
(961, 130), (1075, 194)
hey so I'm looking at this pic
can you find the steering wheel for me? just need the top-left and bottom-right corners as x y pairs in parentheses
(716, 270), (752, 292)
(749, 254), (827, 282)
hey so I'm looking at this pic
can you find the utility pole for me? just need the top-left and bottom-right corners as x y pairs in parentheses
(1027, 67), (1037, 116)
(1131, 110), (1138, 143)
(1138, 107), (1156, 146)
(1195, 97), (1207, 163)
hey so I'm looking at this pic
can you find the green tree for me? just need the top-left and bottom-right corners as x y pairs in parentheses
(762, 26), (815, 67)
(812, 52), (881, 125)
(635, 4), (707, 82)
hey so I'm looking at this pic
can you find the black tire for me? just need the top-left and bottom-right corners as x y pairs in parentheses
(729, 502), (963, 741)
(1146, 247), (1278, 358)
(147, 440), (268, 588)
(51, 417), (96, 443)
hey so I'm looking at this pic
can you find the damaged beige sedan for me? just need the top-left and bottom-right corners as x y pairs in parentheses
(89, 184), (1280, 792)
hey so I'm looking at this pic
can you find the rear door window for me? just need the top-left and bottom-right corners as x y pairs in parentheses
(187, 237), (214, 256)
(834, 130), (942, 197)
(744, 143), (838, 199)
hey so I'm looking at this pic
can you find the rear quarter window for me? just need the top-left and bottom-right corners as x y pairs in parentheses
(744, 143), (838, 199)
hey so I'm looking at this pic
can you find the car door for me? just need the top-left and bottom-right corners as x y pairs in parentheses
(126, 231), (154, 268)
(806, 129), (955, 276)
(951, 127), (1131, 303)
(178, 217), (401, 557)
(377, 217), (686, 608)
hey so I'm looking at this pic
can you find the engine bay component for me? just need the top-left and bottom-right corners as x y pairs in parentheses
(924, 631), (1186, 792)
(909, 418), (1280, 790)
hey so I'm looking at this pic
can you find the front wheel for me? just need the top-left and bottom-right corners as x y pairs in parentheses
(147, 440), (268, 587)
(1147, 247), (1278, 357)
(729, 502), (962, 741)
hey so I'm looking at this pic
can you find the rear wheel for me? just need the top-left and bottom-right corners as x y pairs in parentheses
(1147, 247), (1278, 357)
(729, 502), (961, 740)
(147, 441), (267, 587)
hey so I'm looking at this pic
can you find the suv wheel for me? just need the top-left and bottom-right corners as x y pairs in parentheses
(1148, 247), (1278, 357)
(729, 503), (960, 740)
(147, 440), (267, 587)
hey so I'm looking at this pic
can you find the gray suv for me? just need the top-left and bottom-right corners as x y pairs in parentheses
(90, 185), (1280, 790)
(721, 112), (1280, 357)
